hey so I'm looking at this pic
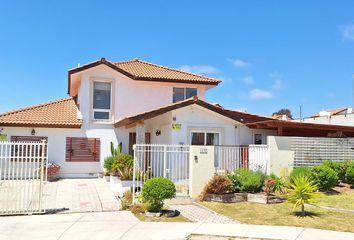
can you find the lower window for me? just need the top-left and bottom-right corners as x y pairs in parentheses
(191, 132), (220, 146)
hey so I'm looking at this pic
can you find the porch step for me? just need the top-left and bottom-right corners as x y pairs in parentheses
(165, 196), (193, 205)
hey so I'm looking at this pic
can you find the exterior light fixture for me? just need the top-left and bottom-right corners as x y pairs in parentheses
(156, 129), (161, 136)
(31, 129), (36, 136)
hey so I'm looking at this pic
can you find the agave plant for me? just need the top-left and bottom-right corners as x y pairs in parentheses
(287, 175), (320, 216)
(110, 142), (122, 157)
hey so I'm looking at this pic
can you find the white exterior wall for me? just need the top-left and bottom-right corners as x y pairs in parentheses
(76, 65), (208, 123)
(268, 136), (294, 177)
(302, 114), (354, 126)
(0, 127), (104, 178)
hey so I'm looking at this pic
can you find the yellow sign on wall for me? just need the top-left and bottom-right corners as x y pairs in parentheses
(0, 134), (7, 141)
(172, 123), (182, 131)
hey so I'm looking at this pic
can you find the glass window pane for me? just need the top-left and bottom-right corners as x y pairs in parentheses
(186, 88), (197, 99)
(206, 133), (220, 146)
(173, 88), (185, 103)
(94, 111), (110, 120)
(191, 132), (205, 145)
(254, 134), (262, 144)
(93, 82), (111, 109)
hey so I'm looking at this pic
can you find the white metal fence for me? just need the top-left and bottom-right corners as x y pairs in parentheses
(133, 144), (190, 202)
(214, 145), (268, 174)
(292, 137), (354, 166)
(0, 141), (47, 215)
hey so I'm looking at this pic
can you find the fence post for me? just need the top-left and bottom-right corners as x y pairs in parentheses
(38, 140), (46, 214)
(132, 144), (136, 204)
(163, 145), (167, 178)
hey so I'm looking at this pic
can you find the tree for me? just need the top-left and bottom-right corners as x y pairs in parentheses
(272, 108), (293, 119)
(287, 175), (320, 216)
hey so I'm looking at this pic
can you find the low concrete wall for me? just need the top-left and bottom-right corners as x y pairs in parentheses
(268, 136), (294, 177)
(189, 146), (215, 199)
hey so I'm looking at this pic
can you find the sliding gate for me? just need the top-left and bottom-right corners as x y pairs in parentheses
(133, 144), (190, 202)
(0, 141), (48, 215)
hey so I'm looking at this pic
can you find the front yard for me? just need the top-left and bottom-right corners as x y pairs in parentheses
(201, 191), (354, 233)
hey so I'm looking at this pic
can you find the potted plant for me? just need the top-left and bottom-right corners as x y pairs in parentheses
(46, 162), (61, 181)
(110, 153), (134, 196)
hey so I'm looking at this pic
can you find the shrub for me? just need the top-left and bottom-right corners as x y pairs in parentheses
(345, 164), (354, 185)
(130, 204), (144, 214)
(287, 175), (320, 216)
(321, 160), (344, 180)
(341, 161), (354, 183)
(141, 177), (176, 212)
(111, 154), (134, 180)
(311, 165), (339, 191)
(228, 169), (266, 193)
(121, 190), (133, 210)
(199, 175), (231, 200)
(103, 156), (115, 173)
(263, 173), (286, 195)
(289, 167), (312, 182)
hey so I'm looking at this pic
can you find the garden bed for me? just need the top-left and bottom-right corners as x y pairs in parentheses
(203, 193), (247, 203)
(247, 193), (286, 204)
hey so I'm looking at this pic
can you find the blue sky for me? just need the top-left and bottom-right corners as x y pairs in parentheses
(1, 1), (354, 118)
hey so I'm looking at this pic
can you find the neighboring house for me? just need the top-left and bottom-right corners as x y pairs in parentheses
(301, 108), (354, 126)
(2, 58), (354, 177)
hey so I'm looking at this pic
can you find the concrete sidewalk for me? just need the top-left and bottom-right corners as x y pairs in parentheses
(0, 211), (353, 240)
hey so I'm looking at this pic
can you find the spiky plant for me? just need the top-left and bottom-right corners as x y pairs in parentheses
(110, 142), (122, 157)
(287, 175), (320, 216)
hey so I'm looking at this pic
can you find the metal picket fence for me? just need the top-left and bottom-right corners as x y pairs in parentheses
(214, 145), (268, 174)
(132, 144), (190, 202)
(0, 140), (48, 215)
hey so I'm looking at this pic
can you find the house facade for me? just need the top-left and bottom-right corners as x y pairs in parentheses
(2, 58), (354, 177)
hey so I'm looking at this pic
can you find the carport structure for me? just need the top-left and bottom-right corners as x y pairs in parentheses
(246, 120), (354, 137)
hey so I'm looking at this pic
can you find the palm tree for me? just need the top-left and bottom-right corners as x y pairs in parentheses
(287, 175), (320, 216)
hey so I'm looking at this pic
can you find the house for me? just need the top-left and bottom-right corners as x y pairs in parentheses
(2, 58), (354, 177)
(301, 108), (354, 126)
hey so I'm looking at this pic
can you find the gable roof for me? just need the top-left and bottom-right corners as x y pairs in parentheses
(311, 108), (347, 118)
(68, 58), (221, 95)
(114, 96), (272, 128)
(0, 98), (82, 128)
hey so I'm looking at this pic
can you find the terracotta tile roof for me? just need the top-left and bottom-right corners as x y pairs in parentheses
(311, 108), (347, 118)
(114, 97), (272, 128)
(113, 59), (221, 84)
(0, 98), (82, 128)
(68, 58), (221, 95)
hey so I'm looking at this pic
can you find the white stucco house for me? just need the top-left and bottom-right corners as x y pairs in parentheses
(2, 58), (354, 177)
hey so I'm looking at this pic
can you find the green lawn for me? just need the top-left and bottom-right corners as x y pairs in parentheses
(315, 189), (354, 210)
(201, 201), (354, 233)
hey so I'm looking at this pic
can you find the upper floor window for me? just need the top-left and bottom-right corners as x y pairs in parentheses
(93, 82), (111, 120)
(173, 87), (197, 103)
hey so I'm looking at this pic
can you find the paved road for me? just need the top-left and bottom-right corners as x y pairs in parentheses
(0, 211), (353, 240)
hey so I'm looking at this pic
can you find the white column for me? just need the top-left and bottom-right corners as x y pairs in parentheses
(136, 123), (145, 144)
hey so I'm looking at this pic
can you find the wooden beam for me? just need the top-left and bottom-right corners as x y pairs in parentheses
(277, 126), (283, 136)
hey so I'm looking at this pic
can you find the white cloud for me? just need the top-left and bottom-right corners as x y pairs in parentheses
(250, 89), (274, 100)
(228, 58), (250, 68)
(179, 65), (220, 75)
(269, 72), (283, 90)
(241, 76), (254, 85)
(340, 24), (354, 40)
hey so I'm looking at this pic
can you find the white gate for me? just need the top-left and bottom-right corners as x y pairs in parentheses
(0, 140), (48, 215)
(133, 144), (190, 202)
(214, 145), (268, 174)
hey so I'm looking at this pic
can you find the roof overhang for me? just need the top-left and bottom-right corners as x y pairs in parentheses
(114, 97), (271, 128)
(246, 120), (354, 137)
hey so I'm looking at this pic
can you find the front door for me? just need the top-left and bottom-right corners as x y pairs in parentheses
(129, 132), (151, 155)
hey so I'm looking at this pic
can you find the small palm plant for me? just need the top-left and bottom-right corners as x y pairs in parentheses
(287, 174), (320, 216)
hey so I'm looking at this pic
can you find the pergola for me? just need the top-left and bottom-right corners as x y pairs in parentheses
(246, 120), (354, 137)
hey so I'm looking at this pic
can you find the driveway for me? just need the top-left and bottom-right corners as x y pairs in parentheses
(0, 211), (353, 240)
(43, 178), (120, 213)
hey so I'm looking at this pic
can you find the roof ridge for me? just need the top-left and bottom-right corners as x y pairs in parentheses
(0, 97), (74, 117)
(221, 107), (273, 120)
(115, 59), (221, 82)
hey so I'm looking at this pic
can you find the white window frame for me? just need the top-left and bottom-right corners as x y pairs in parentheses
(173, 87), (198, 103)
(190, 130), (221, 146)
(92, 81), (113, 122)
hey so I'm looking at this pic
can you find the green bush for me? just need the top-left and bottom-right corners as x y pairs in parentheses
(311, 165), (339, 190)
(345, 164), (354, 185)
(267, 173), (286, 193)
(111, 154), (134, 180)
(141, 177), (176, 212)
(289, 167), (312, 182)
(228, 169), (266, 193)
(341, 161), (354, 183)
(103, 156), (115, 172)
(321, 161), (344, 180)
